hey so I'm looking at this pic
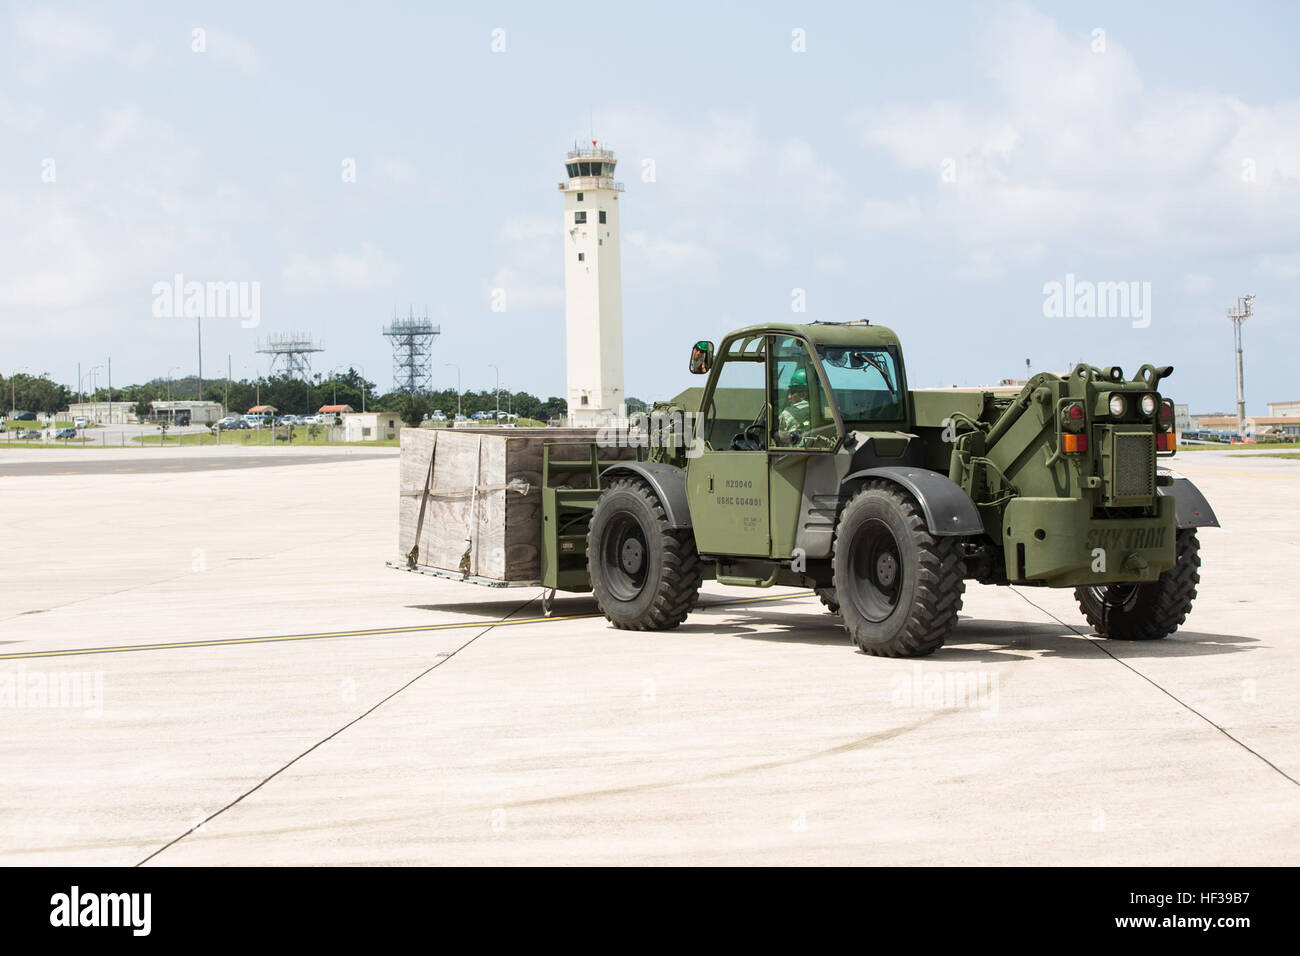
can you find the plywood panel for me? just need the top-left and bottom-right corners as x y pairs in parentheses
(398, 427), (620, 582)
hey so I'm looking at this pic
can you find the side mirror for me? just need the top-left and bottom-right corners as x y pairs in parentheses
(689, 341), (714, 375)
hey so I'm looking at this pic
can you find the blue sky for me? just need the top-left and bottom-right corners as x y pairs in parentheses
(2, 1), (1297, 412)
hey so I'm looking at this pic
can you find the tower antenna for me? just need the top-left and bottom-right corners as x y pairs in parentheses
(1226, 294), (1254, 437)
(384, 310), (439, 395)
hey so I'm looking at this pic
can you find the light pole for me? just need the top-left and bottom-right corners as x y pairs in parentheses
(167, 366), (180, 403)
(488, 363), (499, 421)
(76, 367), (95, 405)
(354, 364), (368, 413)
(444, 363), (461, 419)
(243, 365), (260, 409)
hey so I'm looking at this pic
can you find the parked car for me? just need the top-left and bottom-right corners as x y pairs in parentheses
(12, 411), (36, 421)
(18, 429), (40, 439)
(302, 414), (324, 425)
(73, 417), (88, 428)
(431, 410), (447, 421)
(53, 427), (77, 439)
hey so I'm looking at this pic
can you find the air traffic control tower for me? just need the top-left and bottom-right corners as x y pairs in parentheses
(559, 142), (625, 426)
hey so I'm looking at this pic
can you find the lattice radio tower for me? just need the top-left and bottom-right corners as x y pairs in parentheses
(384, 307), (440, 394)
(256, 331), (324, 379)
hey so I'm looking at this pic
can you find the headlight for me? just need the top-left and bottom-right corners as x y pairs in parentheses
(1140, 394), (1157, 416)
(1109, 393), (1127, 416)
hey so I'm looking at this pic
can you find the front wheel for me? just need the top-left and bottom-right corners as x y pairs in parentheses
(832, 481), (965, 657)
(1074, 529), (1200, 640)
(587, 477), (701, 630)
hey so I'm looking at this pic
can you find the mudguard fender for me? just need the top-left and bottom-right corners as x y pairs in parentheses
(1156, 468), (1220, 528)
(842, 465), (984, 536)
(601, 462), (692, 529)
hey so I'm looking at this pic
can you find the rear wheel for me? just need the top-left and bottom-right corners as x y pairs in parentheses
(832, 482), (965, 657)
(588, 477), (701, 630)
(1074, 529), (1200, 640)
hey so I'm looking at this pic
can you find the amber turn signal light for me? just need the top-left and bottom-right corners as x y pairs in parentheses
(1063, 433), (1088, 453)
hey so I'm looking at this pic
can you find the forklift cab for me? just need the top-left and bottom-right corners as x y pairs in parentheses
(685, 331), (844, 558)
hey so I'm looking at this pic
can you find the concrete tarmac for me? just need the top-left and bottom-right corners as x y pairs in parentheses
(1, 447), (1297, 865)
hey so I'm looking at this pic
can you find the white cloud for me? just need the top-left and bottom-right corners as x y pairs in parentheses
(15, 9), (153, 75)
(625, 230), (719, 282)
(203, 27), (260, 77)
(847, 3), (1300, 268)
(498, 216), (560, 242)
(486, 267), (562, 311)
(0, 204), (107, 311)
(1256, 254), (1300, 279)
(17, 9), (116, 60)
(283, 242), (402, 291)
(816, 254), (845, 275)
(95, 105), (142, 153)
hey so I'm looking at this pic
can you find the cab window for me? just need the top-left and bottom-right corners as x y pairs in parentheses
(819, 346), (905, 423)
(770, 336), (838, 450)
(705, 337), (767, 450)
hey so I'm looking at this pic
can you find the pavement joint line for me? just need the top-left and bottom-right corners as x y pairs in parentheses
(135, 594), (542, 867)
(1010, 586), (1300, 791)
(0, 591), (816, 661)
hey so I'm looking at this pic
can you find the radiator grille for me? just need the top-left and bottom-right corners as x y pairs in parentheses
(1113, 433), (1155, 497)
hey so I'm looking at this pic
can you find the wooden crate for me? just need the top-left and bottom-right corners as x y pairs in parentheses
(398, 427), (617, 582)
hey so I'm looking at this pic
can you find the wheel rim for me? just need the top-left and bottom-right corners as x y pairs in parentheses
(846, 517), (903, 623)
(1090, 584), (1140, 613)
(603, 511), (649, 602)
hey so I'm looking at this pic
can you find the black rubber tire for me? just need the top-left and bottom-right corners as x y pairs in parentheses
(1074, 529), (1200, 640)
(832, 481), (966, 657)
(587, 477), (701, 630)
(815, 588), (840, 615)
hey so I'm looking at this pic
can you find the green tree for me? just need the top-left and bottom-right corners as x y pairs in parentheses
(398, 393), (429, 428)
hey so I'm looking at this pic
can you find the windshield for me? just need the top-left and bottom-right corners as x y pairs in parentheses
(818, 346), (905, 422)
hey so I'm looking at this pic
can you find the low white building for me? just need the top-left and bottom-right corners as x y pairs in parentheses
(150, 400), (224, 424)
(1267, 400), (1300, 417)
(342, 412), (400, 442)
(66, 401), (137, 425)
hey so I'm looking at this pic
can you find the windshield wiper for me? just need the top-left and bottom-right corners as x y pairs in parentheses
(856, 352), (895, 394)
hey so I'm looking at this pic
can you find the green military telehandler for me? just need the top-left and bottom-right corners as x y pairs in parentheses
(567, 320), (1217, 657)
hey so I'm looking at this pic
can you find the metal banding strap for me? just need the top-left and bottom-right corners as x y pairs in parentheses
(406, 431), (439, 569)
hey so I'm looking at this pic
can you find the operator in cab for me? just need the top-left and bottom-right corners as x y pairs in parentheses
(777, 366), (812, 445)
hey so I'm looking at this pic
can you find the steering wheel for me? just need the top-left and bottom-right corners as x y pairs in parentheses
(731, 423), (766, 451)
(730, 406), (768, 451)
